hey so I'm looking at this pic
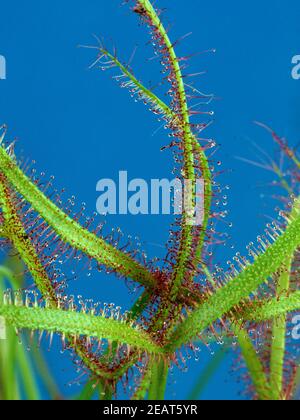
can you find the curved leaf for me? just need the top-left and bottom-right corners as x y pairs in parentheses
(0, 304), (163, 355)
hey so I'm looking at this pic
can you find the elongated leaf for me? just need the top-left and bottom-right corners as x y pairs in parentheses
(242, 292), (300, 322)
(168, 200), (300, 351)
(187, 349), (227, 400)
(0, 304), (163, 355)
(0, 147), (155, 289)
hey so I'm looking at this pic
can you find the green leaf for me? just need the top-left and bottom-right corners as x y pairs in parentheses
(148, 357), (169, 400)
(167, 199), (300, 351)
(0, 148), (155, 289)
(132, 359), (154, 400)
(16, 341), (40, 400)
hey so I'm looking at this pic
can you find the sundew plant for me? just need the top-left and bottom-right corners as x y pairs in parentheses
(0, 0), (300, 401)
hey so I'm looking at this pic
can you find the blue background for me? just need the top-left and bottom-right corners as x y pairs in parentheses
(1, 0), (299, 399)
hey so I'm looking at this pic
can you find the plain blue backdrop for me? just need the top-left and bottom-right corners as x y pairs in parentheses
(1, 0), (300, 399)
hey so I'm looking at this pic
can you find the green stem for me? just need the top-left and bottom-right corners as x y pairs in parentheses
(270, 257), (293, 400)
(132, 358), (154, 400)
(129, 0), (212, 342)
(241, 291), (300, 322)
(0, 175), (145, 380)
(0, 267), (20, 400)
(98, 45), (213, 301)
(148, 357), (169, 400)
(231, 324), (274, 400)
(187, 348), (227, 400)
(100, 380), (114, 400)
(0, 148), (155, 289)
(16, 342), (40, 400)
(77, 378), (99, 400)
